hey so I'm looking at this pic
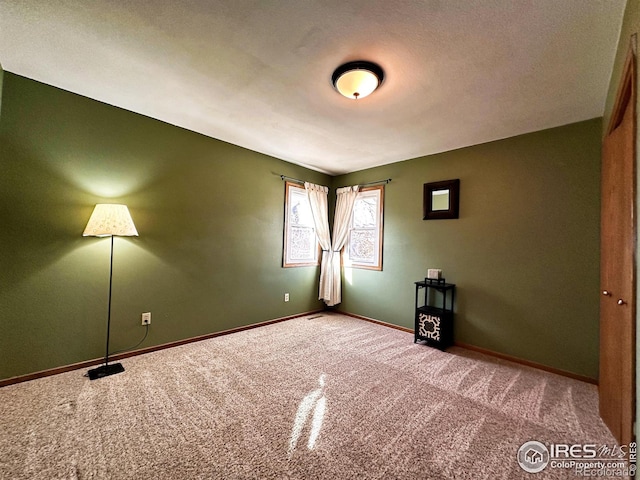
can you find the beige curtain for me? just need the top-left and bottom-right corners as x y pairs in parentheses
(304, 182), (332, 302)
(325, 185), (359, 306)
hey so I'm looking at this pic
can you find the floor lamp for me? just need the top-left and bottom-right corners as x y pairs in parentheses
(83, 204), (139, 380)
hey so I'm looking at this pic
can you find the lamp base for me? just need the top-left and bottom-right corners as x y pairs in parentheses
(87, 362), (125, 380)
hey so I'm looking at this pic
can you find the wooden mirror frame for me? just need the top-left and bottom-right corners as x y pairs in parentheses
(423, 179), (460, 220)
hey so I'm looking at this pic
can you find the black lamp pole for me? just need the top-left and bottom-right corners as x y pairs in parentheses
(88, 235), (125, 380)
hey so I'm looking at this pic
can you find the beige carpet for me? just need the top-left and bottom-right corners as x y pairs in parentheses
(0, 313), (617, 479)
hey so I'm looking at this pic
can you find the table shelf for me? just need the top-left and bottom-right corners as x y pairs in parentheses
(414, 278), (456, 350)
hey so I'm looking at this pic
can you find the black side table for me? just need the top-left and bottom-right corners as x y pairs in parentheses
(414, 278), (456, 350)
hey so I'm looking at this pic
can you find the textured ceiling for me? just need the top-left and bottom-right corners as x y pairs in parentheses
(0, 1), (626, 175)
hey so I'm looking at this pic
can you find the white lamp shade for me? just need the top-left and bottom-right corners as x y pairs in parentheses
(334, 69), (380, 100)
(83, 204), (139, 237)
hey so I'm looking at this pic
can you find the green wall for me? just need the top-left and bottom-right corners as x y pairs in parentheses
(0, 73), (328, 380)
(602, 0), (640, 441)
(0, 62), (4, 116)
(0, 71), (605, 382)
(333, 118), (602, 379)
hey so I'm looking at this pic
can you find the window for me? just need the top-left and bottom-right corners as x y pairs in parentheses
(283, 182), (320, 267)
(345, 185), (384, 270)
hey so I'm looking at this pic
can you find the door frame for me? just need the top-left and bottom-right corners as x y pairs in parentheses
(600, 44), (637, 446)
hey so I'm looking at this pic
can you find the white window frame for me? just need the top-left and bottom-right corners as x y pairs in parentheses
(283, 181), (320, 268)
(344, 185), (384, 270)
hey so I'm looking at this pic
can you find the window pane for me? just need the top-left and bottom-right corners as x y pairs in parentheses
(349, 229), (375, 263)
(352, 197), (377, 228)
(283, 182), (320, 267)
(289, 226), (316, 261)
(345, 185), (383, 270)
(290, 189), (314, 227)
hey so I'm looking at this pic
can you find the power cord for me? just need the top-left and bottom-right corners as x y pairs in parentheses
(110, 323), (150, 356)
(82, 324), (150, 377)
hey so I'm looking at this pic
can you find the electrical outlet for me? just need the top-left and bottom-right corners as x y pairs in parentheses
(141, 312), (151, 325)
(284, 293), (290, 302)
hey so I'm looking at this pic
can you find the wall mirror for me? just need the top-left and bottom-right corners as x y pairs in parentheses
(423, 179), (460, 220)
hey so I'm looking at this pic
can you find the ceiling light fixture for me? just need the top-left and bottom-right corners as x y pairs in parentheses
(332, 61), (384, 100)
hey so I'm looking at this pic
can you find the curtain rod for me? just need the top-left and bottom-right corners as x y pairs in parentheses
(279, 174), (305, 184)
(279, 174), (391, 189)
(338, 178), (392, 189)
